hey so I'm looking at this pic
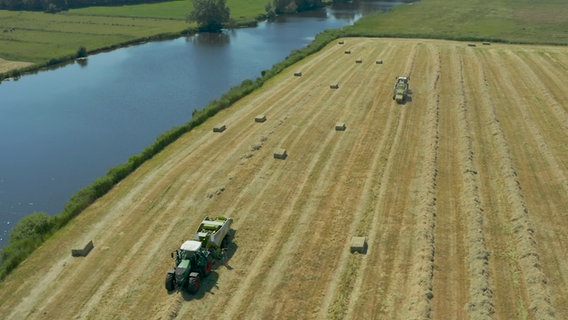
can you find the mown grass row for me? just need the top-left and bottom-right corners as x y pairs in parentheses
(0, 27), (343, 281)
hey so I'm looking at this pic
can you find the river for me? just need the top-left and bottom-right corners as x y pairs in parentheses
(0, 1), (401, 248)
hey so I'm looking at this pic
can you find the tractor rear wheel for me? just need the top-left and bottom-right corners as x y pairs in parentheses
(165, 271), (175, 291)
(187, 273), (201, 294)
(201, 255), (213, 277)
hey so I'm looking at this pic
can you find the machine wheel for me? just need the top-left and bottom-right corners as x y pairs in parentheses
(165, 270), (175, 291)
(187, 273), (201, 294)
(201, 255), (213, 277)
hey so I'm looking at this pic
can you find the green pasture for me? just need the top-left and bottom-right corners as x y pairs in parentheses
(347, 0), (568, 45)
(0, 10), (190, 63)
(71, 0), (268, 22)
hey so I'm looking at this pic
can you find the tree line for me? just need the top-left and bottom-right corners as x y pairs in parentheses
(0, 0), (170, 12)
(0, 0), (325, 16)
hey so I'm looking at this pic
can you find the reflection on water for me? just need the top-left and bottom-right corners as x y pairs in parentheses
(189, 32), (231, 46)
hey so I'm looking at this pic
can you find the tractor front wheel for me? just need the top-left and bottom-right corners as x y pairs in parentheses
(165, 270), (175, 291)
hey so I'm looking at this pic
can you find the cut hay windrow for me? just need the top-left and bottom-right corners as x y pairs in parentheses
(455, 51), (495, 320)
(402, 45), (440, 319)
(474, 50), (555, 320)
(325, 41), (412, 320)
(320, 42), (399, 319)
(504, 53), (568, 191)
(221, 51), (366, 319)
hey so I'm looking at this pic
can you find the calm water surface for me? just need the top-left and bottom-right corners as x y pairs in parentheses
(0, 2), (401, 247)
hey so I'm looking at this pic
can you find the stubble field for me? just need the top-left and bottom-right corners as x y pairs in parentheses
(0, 38), (566, 319)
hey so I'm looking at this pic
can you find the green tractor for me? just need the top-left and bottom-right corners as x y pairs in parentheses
(165, 240), (214, 293)
(165, 216), (232, 294)
(392, 76), (410, 104)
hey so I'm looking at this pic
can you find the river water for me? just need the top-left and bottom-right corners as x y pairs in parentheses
(0, 2), (401, 247)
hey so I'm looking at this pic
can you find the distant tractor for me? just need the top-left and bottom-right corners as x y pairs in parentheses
(392, 76), (410, 104)
(165, 216), (232, 294)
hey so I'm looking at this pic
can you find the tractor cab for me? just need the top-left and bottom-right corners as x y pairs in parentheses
(172, 240), (202, 263)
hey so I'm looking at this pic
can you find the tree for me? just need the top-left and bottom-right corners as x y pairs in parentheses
(188, 0), (230, 32)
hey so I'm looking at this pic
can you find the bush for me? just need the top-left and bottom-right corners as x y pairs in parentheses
(9, 212), (54, 242)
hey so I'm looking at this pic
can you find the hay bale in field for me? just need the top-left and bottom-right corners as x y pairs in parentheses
(338, 40), (344, 45)
(468, 43), (477, 47)
(294, 71), (302, 77)
(482, 42), (491, 45)
(274, 148), (287, 159)
(213, 124), (226, 132)
(350, 237), (367, 254)
(376, 60), (383, 64)
(335, 123), (346, 131)
(72, 240), (94, 257)
(255, 115), (266, 123)
(344, 50), (351, 54)
(355, 58), (362, 63)
(330, 83), (339, 89)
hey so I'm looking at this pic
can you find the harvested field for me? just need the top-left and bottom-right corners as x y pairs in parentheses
(0, 38), (567, 319)
(0, 58), (32, 74)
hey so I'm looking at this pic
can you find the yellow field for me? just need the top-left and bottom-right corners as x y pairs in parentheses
(0, 58), (32, 74)
(0, 38), (567, 319)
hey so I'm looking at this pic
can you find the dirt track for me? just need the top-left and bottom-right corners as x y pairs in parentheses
(0, 38), (567, 320)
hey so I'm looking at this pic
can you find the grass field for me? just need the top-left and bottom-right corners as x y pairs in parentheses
(1, 0), (567, 72)
(1, 38), (566, 319)
(349, 0), (568, 45)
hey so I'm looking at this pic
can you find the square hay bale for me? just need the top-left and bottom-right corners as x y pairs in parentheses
(468, 43), (477, 47)
(355, 58), (362, 63)
(330, 83), (339, 89)
(255, 115), (267, 123)
(482, 42), (491, 45)
(294, 71), (302, 77)
(335, 123), (346, 131)
(376, 60), (383, 64)
(344, 50), (351, 54)
(274, 148), (287, 160)
(72, 240), (94, 257)
(350, 237), (367, 254)
(338, 40), (344, 45)
(213, 124), (226, 132)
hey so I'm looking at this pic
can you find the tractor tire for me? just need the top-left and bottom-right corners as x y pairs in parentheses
(165, 270), (175, 291)
(201, 255), (213, 277)
(187, 273), (201, 294)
